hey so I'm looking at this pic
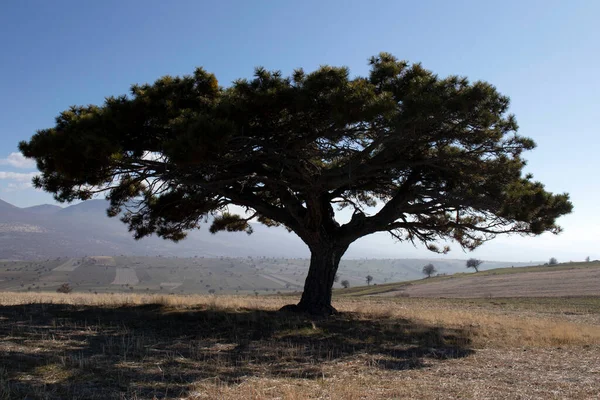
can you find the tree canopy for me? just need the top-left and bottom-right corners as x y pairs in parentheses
(422, 263), (437, 278)
(20, 53), (573, 314)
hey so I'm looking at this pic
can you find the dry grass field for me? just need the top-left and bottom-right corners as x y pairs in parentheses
(339, 261), (600, 299)
(380, 267), (600, 299)
(1, 292), (599, 399)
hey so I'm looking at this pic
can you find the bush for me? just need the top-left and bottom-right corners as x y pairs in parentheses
(56, 283), (72, 294)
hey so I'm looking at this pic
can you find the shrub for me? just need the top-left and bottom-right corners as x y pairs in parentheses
(56, 283), (72, 294)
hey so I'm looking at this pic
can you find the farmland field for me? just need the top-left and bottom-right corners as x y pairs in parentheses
(338, 261), (600, 299)
(377, 264), (600, 298)
(0, 256), (535, 296)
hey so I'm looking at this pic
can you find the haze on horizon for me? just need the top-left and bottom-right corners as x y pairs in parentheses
(1, 1), (598, 263)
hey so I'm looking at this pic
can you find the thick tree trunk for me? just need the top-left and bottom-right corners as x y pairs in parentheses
(295, 243), (348, 316)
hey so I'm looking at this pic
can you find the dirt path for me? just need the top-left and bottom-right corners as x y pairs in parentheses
(259, 274), (289, 287)
(382, 267), (600, 298)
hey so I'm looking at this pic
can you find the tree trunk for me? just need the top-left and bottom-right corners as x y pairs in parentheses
(295, 243), (348, 316)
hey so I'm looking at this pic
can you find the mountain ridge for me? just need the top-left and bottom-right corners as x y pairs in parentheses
(0, 198), (538, 270)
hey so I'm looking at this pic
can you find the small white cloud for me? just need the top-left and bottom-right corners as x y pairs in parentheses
(0, 152), (36, 169)
(3, 182), (33, 192)
(0, 171), (37, 182)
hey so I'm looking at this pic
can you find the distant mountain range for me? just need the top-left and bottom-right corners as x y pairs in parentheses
(0, 198), (537, 273)
(0, 198), (318, 260)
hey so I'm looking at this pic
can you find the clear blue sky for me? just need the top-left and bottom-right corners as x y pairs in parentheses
(0, 0), (598, 261)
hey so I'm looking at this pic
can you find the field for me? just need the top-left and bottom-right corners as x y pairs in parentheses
(0, 256), (533, 296)
(1, 292), (600, 399)
(337, 261), (600, 298)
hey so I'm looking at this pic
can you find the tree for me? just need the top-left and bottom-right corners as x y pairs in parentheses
(466, 258), (483, 273)
(585, 256), (590, 263)
(341, 280), (350, 289)
(20, 53), (572, 316)
(548, 257), (558, 266)
(366, 275), (374, 286)
(422, 263), (437, 278)
(333, 273), (340, 283)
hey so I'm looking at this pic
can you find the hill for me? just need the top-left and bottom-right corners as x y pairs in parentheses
(22, 204), (62, 215)
(337, 261), (600, 298)
(0, 198), (312, 259)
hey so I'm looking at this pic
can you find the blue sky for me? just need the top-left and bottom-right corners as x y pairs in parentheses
(0, 0), (598, 261)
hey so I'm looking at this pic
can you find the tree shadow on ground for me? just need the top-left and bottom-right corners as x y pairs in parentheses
(0, 302), (474, 399)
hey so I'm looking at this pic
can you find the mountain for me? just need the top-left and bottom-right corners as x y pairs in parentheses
(0, 198), (537, 271)
(0, 198), (31, 222)
(0, 198), (19, 210)
(0, 198), (309, 259)
(56, 200), (108, 215)
(23, 204), (63, 215)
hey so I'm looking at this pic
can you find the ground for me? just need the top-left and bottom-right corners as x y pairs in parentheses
(1, 292), (599, 399)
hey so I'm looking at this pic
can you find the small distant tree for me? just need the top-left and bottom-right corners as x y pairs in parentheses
(333, 273), (340, 283)
(422, 263), (437, 278)
(585, 256), (590, 263)
(341, 280), (350, 289)
(366, 275), (373, 286)
(56, 283), (72, 294)
(548, 257), (558, 266)
(466, 258), (483, 272)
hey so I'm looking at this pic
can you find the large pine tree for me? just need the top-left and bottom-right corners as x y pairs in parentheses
(20, 53), (572, 315)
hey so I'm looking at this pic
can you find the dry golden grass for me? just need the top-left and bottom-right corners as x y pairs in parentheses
(347, 298), (600, 348)
(4, 292), (600, 347)
(1, 292), (599, 399)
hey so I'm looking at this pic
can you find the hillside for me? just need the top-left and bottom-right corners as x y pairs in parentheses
(0, 255), (534, 295)
(0, 198), (311, 259)
(337, 261), (600, 298)
(0, 198), (414, 260)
